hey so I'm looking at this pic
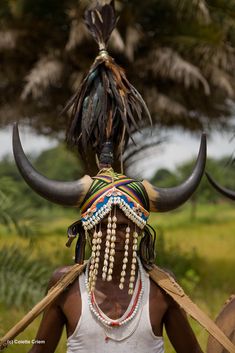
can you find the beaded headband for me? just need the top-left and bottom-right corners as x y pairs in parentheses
(81, 169), (150, 230)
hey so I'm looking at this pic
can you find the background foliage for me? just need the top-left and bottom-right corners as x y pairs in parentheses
(1, 0), (235, 137)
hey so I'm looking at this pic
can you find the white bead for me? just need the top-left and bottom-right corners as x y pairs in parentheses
(129, 282), (134, 289)
(108, 268), (113, 275)
(108, 216), (112, 223)
(112, 216), (117, 222)
(97, 245), (101, 250)
(126, 233), (130, 239)
(131, 264), (136, 270)
(130, 276), (135, 282)
(107, 229), (111, 235)
(125, 238), (130, 244)
(104, 259), (108, 266)
(122, 264), (127, 270)
(133, 245), (138, 251)
(120, 277), (125, 283)
(133, 251), (137, 257)
(110, 248), (115, 256)
(102, 266), (107, 272)
(121, 271), (126, 277)
(119, 283), (124, 290)
(111, 235), (116, 242)
(110, 242), (115, 249)
(112, 223), (117, 229)
(123, 257), (128, 264)
(109, 262), (114, 269)
(107, 275), (112, 281)
(124, 251), (128, 257)
(111, 229), (116, 235)
(109, 255), (114, 262)
(102, 273), (106, 280)
(124, 245), (129, 251)
(132, 257), (137, 264)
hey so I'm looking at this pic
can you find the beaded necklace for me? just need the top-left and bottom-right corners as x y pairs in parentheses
(85, 257), (145, 328)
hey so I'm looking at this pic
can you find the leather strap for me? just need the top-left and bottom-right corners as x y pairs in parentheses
(149, 265), (235, 353)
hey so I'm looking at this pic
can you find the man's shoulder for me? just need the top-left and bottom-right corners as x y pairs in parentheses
(148, 266), (179, 306)
(48, 265), (75, 289)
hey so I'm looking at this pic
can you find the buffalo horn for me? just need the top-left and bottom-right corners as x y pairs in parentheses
(142, 133), (207, 212)
(13, 123), (92, 206)
(206, 173), (235, 201)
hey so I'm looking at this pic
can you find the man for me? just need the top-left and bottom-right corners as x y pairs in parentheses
(26, 205), (203, 353)
(12, 132), (206, 353)
(6, 1), (209, 352)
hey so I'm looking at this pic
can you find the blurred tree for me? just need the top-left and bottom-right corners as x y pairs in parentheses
(0, 0), (235, 138)
(34, 143), (84, 180)
(0, 176), (41, 238)
(0, 245), (53, 308)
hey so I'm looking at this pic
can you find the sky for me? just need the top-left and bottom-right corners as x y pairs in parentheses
(1, 125), (234, 179)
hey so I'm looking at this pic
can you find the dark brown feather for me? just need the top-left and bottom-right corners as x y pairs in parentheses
(65, 1), (152, 168)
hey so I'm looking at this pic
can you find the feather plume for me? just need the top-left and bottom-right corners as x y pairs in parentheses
(84, 0), (117, 50)
(65, 1), (152, 166)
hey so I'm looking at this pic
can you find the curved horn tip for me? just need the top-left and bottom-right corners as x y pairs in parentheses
(200, 132), (207, 149)
(12, 122), (92, 207)
(146, 133), (207, 213)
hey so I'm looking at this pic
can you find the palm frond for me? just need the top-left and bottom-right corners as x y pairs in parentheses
(125, 26), (142, 61)
(21, 56), (63, 100)
(149, 47), (210, 95)
(148, 90), (188, 117)
(0, 30), (17, 50)
(192, 0), (211, 24)
(0, 177), (42, 239)
(0, 246), (52, 309)
(205, 66), (234, 97)
(195, 44), (235, 72)
(66, 20), (89, 51)
(109, 28), (125, 53)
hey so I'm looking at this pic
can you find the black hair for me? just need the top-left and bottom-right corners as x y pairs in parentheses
(139, 224), (156, 269)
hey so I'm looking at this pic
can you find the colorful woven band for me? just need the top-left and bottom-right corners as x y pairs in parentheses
(81, 169), (149, 230)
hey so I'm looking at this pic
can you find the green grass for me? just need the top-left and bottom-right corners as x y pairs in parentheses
(1, 202), (235, 352)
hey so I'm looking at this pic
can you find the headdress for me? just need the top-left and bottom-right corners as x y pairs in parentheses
(13, 1), (207, 295)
